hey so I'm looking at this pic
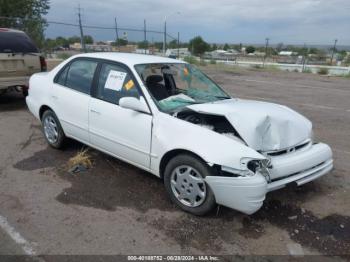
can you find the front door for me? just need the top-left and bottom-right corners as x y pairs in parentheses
(89, 62), (152, 169)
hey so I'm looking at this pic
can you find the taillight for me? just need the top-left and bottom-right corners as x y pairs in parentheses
(40, 56), (47, 72)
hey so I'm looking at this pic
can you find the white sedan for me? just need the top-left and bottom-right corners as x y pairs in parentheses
(26, 53), (333, 215)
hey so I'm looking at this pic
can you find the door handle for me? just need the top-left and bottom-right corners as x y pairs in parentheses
(90, 109), (101, 115)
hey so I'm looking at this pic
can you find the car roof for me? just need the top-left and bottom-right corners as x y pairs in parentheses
(74, 52), (186, 67)
(0, 28), (26, 34)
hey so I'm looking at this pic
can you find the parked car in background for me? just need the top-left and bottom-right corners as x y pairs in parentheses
(26, 53), (333, 216)
(0, 28), (46, 96)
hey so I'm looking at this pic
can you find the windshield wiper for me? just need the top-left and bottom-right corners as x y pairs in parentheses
(214, 96), (231, 100)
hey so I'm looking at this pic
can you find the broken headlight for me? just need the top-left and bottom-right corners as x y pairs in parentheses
(220, 166), (255, 177)
(246, 159), (272, 182)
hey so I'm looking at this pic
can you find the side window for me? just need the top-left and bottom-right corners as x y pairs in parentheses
(65, 59), (98, 94)
(96, 63), (140, 104)
(56, 65), (69, 86)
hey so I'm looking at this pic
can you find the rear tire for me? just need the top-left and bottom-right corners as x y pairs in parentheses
(164, 154), (216, 216)
(41, 110), (66, 149)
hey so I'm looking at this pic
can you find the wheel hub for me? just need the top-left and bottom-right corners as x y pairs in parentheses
(43, 116), (58, 144)
(170, 165), (207, 207)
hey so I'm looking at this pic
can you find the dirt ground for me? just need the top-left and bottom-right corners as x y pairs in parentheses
(0, 66), (349, 258)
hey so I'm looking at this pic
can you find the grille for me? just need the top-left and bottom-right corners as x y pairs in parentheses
(265, 140), (311, 157)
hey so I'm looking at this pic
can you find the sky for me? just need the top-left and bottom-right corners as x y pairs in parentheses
(45, 0), (350, 46)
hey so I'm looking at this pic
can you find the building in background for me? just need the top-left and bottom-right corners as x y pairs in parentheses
(165, 48), (190, 57)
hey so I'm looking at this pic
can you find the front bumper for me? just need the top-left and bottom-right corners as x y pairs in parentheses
(205, 142), (333, 215)
(267, 142), (333, 191)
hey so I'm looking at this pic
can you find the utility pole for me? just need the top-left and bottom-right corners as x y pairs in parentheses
(163, 19), (167, 56)
(77, 5), (86, 53)
(263, 37), (269, 67)
(114, 18), (119, 50)
(302, 43), (308, 72)
(144, 19), (147, 54)
(330, 39), (338, 65)
(144, 19), (147, 43)
(177, 32), (180, 58)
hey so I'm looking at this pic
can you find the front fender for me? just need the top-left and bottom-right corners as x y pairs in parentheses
(150, 113), (265, 176)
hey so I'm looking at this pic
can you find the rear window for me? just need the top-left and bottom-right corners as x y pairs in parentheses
(0, 31), (38, 53)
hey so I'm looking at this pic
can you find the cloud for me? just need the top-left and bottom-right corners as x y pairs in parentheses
(45, 0), (350, 45)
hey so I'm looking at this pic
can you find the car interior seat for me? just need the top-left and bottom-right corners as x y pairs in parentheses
(145, 75), (170, 101)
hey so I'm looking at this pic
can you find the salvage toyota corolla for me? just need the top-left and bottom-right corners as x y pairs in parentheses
(26, 53), (333, 215)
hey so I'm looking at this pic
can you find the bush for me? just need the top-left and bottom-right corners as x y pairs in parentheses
(252, 64), (262, 69)
(318, 68), (329, 75)
(303, 68), (312, 74)
(56, 53), (71, 60)
(210, 59), (216, 64)
(183, 56), (198, 65)
(199, 59), (207, 66)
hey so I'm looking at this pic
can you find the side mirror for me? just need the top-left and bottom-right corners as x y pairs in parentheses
(119, 97), (150, 114)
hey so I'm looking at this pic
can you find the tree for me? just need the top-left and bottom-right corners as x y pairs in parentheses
(152, 42), (163, 50)
(246, 46), (255, 54)
(168, 39), (178, 49)
(0, 0), (50, 48)
(55, 36), (69, 48)
(211, 43), (217, 51)
(223, 43), (230, 51)
(68, 36), (81, 44)
(232, 44), (241, 52)
(137, 40), (149, 49)
(189, 36), (210, 56)
(83, 35), (94, 44)
(44, 38), (56, 50)
(276, 42), (284, 52)
(113, 38), (128, 46)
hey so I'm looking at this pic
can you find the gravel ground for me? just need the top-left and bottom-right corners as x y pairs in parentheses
(0, 66), (349, 259)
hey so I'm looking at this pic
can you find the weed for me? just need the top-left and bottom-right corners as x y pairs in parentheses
(67, 149), (93, 171)
(318, 68), (329, 75)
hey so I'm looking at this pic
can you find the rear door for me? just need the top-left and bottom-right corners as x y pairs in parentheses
(89, 62), (152, 169)
(51, 58), (98, 143)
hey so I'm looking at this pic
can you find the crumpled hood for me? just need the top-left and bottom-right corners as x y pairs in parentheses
(187, 98), (312, 151)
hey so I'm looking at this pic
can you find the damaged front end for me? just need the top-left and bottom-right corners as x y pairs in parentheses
(171, 99), (333, 214)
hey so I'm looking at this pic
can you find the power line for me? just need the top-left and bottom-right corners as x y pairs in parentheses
(0, 15), (178, 42)
(0, 16), (167, 35)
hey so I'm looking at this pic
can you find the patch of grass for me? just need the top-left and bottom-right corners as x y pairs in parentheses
(183, 56), (199, 65)
(56, 53), (72, 60)
(264, 65), (281, 72)
(199, 59), (207, 66)
(251, 64), (263, 69)
(204, 63), (244, 74)
(67, 149), (93, 171)
(303, 68), (312, 74)
(318, 67), (329, 75)
(209, 59), (216, 64)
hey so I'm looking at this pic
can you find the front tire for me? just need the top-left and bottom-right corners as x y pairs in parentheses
(42, 110), (66, 149)
(164, 154), (216, 216)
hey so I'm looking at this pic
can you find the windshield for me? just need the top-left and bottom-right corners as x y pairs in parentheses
(135, 63), (231, 112)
